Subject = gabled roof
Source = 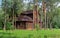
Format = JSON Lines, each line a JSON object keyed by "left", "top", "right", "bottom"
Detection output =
{"left": 18, "top": 15, "right": 33, "bottom": 21}
{"left": 21, "top": 10, "right": 40, "bottom": 15}
{"left": 21, "top": 10, "right": 33, "bottom": 15}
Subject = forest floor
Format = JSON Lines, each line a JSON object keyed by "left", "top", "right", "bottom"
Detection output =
{"left": 0, "top": 29, "right": 60, "bottom": 38}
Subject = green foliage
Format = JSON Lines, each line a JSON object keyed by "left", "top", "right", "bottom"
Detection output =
{"left": 35, "top": 24, "right": 40, "bottom": 30}
{"left": 6, "top": 22, "right": 13, "bottom": 30}
{"left": 1, "top": 0, "right": 23, "bottom": 30}
{"left": 0, "top": 8, "right": 5, "bottom": 30}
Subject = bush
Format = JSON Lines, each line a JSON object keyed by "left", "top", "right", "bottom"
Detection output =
{"left": 6, "top": 22, "right": 13, "bottom": 30}
{"left": 35, "top": 24, "right": 40, "bottom": 30}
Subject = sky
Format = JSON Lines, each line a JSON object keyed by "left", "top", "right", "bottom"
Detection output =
{"left": 0, "top": 0, "right": 2, "bottom": 6}
{"left": 57, "top": 4, "right": 60, "bottom": 7}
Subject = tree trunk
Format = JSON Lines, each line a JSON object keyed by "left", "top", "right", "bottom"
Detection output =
{"left": 15, "top": 15, "right": 16, "bottom": 29}
{"left": 42, "top": 0, "right": 46, "bottom": 29}
{"left": 33, "top": 0, "right": 39, "bottom": 29}
{"left": 12, "top": 9, "right": 14, "bottom": 29}
{"left": 46, "top": 16, "right": 48, "bottom": 29}
{"left": 3, "top": 0, "right": 6, "bottom": 30}
{"left": 4, "top": 13, "right": 6, "bottom": 30}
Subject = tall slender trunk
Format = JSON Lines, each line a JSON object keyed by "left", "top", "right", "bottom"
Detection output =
{"left": 4, "top": 10, "right": 6, "bottom": 30}
{"left": 40, "top": 13, "right": 42, "bottom": 29}
{"left": 42, "top": 0, "right": 46, "bottom": 29}
{"left": 46, "top": 16, "right": 48, "bottom": 29}
{"left": 15, "top": 15, "right": 16, "bottom": 29}
{"left": 3, "top": 0, "right": 6, "bottom": 30}
{"left": 50, "top": 20, "right": 52, "bottom": 29}
{"left": 12, "top": 8, "right": 14, "bottom": 29}
{"left": 50, "top": 9, "right": 53, "bottom": 29}
{"left": 33, "top": 0, "right": 39, "bottom": 29}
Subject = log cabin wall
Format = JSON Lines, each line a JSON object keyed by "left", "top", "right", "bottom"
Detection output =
{"left": 16, "top": 21, "right": 26, "bottom": 29}
{"left": 26, "top": 21, "right": 33, "bottom": 30}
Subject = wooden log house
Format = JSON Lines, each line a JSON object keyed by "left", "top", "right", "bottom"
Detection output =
{"left": 15, "top": 10, "right": 42, "bottom": 30}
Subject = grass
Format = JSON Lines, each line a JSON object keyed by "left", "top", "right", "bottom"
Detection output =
{"left": 0, "top": 29, "right": 60, "bottom": 38}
